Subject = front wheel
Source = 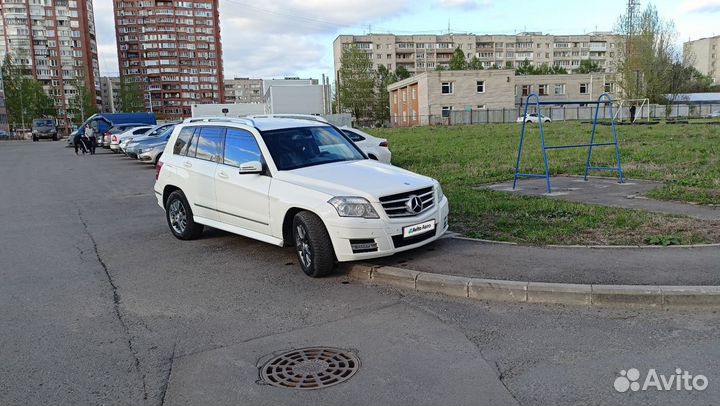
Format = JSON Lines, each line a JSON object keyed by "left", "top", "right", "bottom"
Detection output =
{"left": 526, "top": 120, "right": 532, "bottom": 124}
{"left": 165, "top": 190, "right": 204, "bottom": 240}
{"left": 292, "top": 212, "right": 335, "bottom": 277}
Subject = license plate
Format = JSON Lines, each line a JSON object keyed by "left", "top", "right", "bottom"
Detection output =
{"left": 403, "top": 220, "right": 435, "bottom": 238}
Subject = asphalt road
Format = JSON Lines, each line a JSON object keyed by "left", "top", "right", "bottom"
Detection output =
{"left": 1, "top": 140, "right": 719, "bottom": 406}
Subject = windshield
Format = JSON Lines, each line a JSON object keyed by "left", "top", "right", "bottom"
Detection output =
{"left": 260, "top": 125, "right": 365, "bottom": 170}
{"left": 33, "top": 119, "right": 54, "bottom": 127}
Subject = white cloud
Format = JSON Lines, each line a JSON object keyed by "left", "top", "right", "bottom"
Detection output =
{"left": 95, "top": 0, "right": 413, "bottom": 78}
{"left": 435, "top": 0, "right": 490, "bottom": 10}
{"left": 680, "top": 0, "right": 720, "bottom": 13}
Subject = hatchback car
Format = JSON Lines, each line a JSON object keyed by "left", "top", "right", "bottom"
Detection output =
{"left": 517, "top": 113, "right": 551, "bottom": 123}
{"left": 154, "top": 117, "right": 448, "bottom": 277}
{"left": 340, "top": 126, "right": 391, "bottom": 164}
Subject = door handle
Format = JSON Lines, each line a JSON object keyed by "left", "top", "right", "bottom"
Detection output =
{"left": 217, "top": 171, "right": 229, "bottom": 179}
{"left": 183, "top": 161, "right": 192, "bottom": 168}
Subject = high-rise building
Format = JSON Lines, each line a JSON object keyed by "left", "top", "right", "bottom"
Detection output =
{"left": 0, "top": 0, "right": 101, "bottom": 132}
{"left": 113, "top": 0, "right": 224, "bottom": 120}
{"left": 684, "top": 36, "right": 720, "bottom": 84}
{"left": 99, "top": 76, "right": 121, "bottom": 113}
{"left": 334, "top": 32, "right": 622, "bottom": 84}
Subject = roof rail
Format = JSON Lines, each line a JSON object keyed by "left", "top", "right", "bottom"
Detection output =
{"left": 245, "top": 114, "right": 328, "bottom": 123}
{"left": 183, "top": 116, "right": 256, "bottom": 126}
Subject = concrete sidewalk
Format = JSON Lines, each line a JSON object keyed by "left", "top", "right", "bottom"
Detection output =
{"left": 371, "top": 237, "right": 720, "bottom": 286}
{"left": 479, "top": 176, "right": 720, "bottom": 220}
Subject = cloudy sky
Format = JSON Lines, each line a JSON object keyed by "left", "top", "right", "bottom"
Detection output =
{"left": 94, "top": 0, "right": 720, "bottom": 81}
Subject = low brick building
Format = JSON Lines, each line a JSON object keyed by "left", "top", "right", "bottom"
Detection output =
{"left": 388, "top": 70, "right": 616, "bottom": 126}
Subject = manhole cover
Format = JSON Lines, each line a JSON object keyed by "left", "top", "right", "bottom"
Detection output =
{"left": 260, "top": 347, "right": 360, "bottom": 390}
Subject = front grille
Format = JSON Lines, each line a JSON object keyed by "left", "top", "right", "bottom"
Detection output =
{"left": 379, "top": 187, "right": 434, "bottom": 218}
{"left": 392, "top": 228, "right": 437, "bottom": 248}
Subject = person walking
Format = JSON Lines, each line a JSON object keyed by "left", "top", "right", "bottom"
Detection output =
{"left": 74, "top": 127, "right": 88, "bottom": 155}
{"left": 86, "top": 124, "right": 97, "bottom": 155}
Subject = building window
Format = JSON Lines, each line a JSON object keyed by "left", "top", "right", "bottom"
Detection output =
{"left": 505, "top": 61, "right": 513, "bottom": 68}
{"left": 521, "top": 85, "right": 531, "bottom": 96}
{"left": 476, "top": 80, "right": 485, "bottom": 93}
{"left": 477, "top": 105, "right": 486, "bottom": 109}
{"left": 412, "top": 88, "right": 416, "bottom": 99}
{"left": 580, "top": 83, "right": 589, "bottom": 94}
{"left": 604, "top": 82, "right": 614, "bottom": 93}
{"left": 554, "top": 84, "right": 565, "bottom": 95}
{"left": 538, "top": 84, "right": 548, "bottom": 96}
{"left": 441, "top": 106, "right": 452, "bottom": 117}
{"left": 441, "top": 82, "right": 453, "bottom": 94}
{"left": 393, "top": 93, "right": 397, "bottom": 104}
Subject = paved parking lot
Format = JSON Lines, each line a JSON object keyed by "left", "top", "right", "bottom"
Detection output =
{"left": 1, "top": 141, "right": 719, "bottom": 406}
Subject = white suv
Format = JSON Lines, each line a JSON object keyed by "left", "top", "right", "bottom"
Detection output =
{"left": 153, "top": 117, "right": 449, "bottom": 277}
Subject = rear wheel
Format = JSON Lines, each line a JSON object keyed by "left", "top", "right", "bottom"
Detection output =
{"left": 52, "top": 134, "right": 58, "bottom": 141}
{"left": 32, "top": 136, "right": 38, "bottom": 142}
{"left": 544, "top": 119, "right": 550, "bottom": 123}
{"left": 292, "top": 211, "right": 335, "bottom": 277}
{"left": 165, "top": 190, "right": 204, "bottom": 240}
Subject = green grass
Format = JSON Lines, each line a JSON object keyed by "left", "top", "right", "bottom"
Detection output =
{"left": 368, "top": 122, "right": 720, "bottom": 245}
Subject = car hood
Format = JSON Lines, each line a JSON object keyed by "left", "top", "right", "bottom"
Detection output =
{"left": 274, "top": 159, "right": 435, "bottom": 201}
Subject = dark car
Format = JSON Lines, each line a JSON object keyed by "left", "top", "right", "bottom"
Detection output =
{"left": 32, "top": 118, "right": 58, "bottom": 141}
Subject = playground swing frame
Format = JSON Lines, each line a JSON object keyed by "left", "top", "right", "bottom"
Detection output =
{"left": 512, "top": 93, "right": 624, "bottom": 194}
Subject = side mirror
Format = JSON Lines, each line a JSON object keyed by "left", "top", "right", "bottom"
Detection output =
{"left": 238, "top": 160, "right": 263, "bottom": 174}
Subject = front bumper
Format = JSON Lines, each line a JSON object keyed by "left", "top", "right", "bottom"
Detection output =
{"left": 138, "top": 148, "right": 161, "bottom": 163}
{"left": 325, "top": 196, "right": 450, "bottom": 262}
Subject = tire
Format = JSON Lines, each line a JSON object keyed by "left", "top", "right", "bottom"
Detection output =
{"left": 544, "top": 119, "right": 550, "bottom": 123}
{"left": 292, "top": 211, "right": 335, "bottom": 277}
{"left": 52, "top": 134, "right": 58, "bottom": 141}
{"left": 165, "top": 190, "right": 204, "bottom": 240}
{"left": 32, "top": 136, "right": 38, "bottom": 142}
{"left": 526, "top": 120, "right": 532, "bottom": 124}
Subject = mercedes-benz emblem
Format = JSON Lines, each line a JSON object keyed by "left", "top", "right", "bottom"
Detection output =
{"left": 406, "top": 195, "right": 423, "bottom": 214}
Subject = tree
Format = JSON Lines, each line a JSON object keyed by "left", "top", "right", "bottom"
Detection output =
{"left": 374, "top": 64, "right": 394, "bottom": 125}
{"left": 69, "top": 73, "right": 98, "bottom": 124}
{"left": 395, "top": 65, "right": 411, "bottom": 81}
{"left": 615, "top": 4, "right": 678, "bottom": 102}
{"left": 449, "top": 47, "right": 468, "bottom": 70}
{"left": 338, "top": 46, "right": 375, "bottom": 125}
{"left": 515, "top": 58, "right": 536, "bottom": 75}
{"left": 1, "top": 53, "right": 56, "bottom": 129}
{"left": 118, "top": 79, "right": 145, "bottom": 112}
{"left": 467, "top": 56, "right": 484, "bottom": 70}
{"left": 575, "top": 59, "right": 602, "bottom": 74}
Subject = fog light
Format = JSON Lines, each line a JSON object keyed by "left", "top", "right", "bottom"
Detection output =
{"left": 350, "top": 239, "right": 378, "bottom": 253}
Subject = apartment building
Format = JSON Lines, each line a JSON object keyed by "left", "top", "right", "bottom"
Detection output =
{"left": 99, "top": 76, "right": 121, "bottom": 113}
{"left": 334, "top": 32, "right": 621, "bottom": 83}
{"left": 224, "top": 77, "right": 263, "bottom": 103}
{"left": 388, "top": 70, "right": 616, "bottom": 127}
{"left": 114, "top": 0, "right": 224, "bottom": 119}
{"left": 0, "top": 0, "right": 101, "bottom": 132}
{"left": 684, "top": 36, "right": 720, "bottom": 84}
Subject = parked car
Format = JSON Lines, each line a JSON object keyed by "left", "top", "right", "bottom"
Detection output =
{"left": 100, "top": 123, "right": 152, "bottom": 148}
{"left": 706, "top": 110, "right": 720, "bottom": 118}
{"left": 339, "top": 126, "right": 391, "bottom": 164}
{"left": 154, "top": 116, "right": 449, "bottom": 277}
{"left": 32, "top": 118, "right": 58, "bottom": 141}
{"left": 517, "top": 113, "right": 551, "bottom": 123}
{"left": 0, "top": 129, "right": 10, "bottom": 140}
{"left": 136, "top": 126, "right": 176, "bottom": 165}
{"left": 121, "top": 122, "right": 178, "bottom": 154}
{"left": 110, "top": 126, "right": 153, "bottom": 152}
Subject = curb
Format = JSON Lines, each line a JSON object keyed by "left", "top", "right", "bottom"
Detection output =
{"left": 346, "top": 264, "right": 720, "bottom": 309}
{"left": 448, "top": 235, "right": 720, "bottom": 249}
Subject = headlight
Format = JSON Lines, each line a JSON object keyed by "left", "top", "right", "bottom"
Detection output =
{"left": 328, "top": 197, "right": 379, "bottom": 219}
{"left": 436, "top": 182, "right": 444, "bottom": 201}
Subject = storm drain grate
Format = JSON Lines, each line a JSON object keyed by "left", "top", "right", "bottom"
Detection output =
{"left": 260, "top": 347, "right": 360, "bottom": 390}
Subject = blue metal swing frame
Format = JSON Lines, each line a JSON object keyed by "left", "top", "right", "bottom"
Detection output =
{"left": 512, "top": 93, "right": 624, "bottom": 194}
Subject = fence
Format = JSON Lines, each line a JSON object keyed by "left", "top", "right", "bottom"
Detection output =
{"left": 390, "top": 103, "right": 720, "bottom": 127}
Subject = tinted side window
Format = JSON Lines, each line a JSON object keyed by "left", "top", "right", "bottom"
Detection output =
{"left": 194, "top": 126, "right": 224, "bottom": 162}
{"left": 223, "top": 128, "right": 261, "bottom": 167}
{"left": 173, "top": 127, "right": 195, "bottom": 155}
{"left": 343, "top": 129, "right": 365, "bottom": 142}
